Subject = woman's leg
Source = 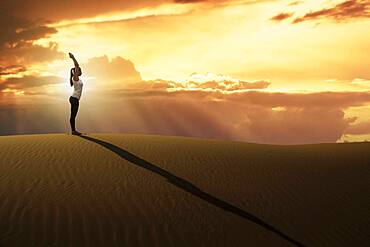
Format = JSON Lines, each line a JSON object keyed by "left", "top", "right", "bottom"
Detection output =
{"left": 69, "top": 97, "right": 79, "bottom": 132}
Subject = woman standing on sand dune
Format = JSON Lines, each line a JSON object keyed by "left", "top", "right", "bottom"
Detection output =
{"left": 68, "top": 52, "right": 83, "bottom": 136}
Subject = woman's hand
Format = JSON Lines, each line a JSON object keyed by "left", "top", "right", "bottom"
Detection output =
{"left": 69, "top": 52, "right": 79, "bottom": 67}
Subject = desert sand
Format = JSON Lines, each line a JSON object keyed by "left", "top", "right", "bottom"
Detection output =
{"left": 0, "top": 134, "right": 369, "bottom": 246}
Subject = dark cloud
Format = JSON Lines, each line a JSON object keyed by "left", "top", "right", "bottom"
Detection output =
{"left": 0, "top": 12, "right": 63, "bottom": 67}
{"left": 0, "top": 12, "right": 56, "bottom": 48}
{"left": 1, "top": 42, "right": 63, "bottom": 66}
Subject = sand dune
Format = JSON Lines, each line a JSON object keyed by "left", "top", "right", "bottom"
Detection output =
{"left": 0, "top": 134, "right": 369, "bottom": 246}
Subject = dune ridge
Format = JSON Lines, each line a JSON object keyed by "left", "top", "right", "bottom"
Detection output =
{"left": 0, "top": 134, "right": 369, "bottom": 246}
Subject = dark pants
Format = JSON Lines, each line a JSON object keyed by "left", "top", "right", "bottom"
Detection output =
{"left": 69, "top": 96, "right": 79, "bottom": 131}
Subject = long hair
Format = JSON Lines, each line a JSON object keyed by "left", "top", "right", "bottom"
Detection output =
{"left": 70, "top": 67, "right": 82, "bottom": 87}
{"left": 70, "top": 68, "right": 74, "bottom": 87}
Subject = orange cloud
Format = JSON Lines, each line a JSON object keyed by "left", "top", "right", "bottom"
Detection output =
{"left": 270, "top": 12, "right": 293, "bottom": 22}
{"left": 3, "top": 0, "right": 255, "bottom": 23}
{"left": 118, "top": 81, "right": 370, "bottom": 108}
{"left": 91, "top": 88, "right": 370, "bottom": 144}
{"left": 2, "top": 75, "right": 370, "bottom": 143}
{"left": 2, "top": 54, "right": 369, "bottom": 144}
{"left": 272, "top": 0, "right": 370, "bottom": 24}
{"left": 83, "top": 56, "right": 142, "bottom": 85}
{"left": 294, "top": 0, "right": 370, "bottom": 23}
{"left": 0, "top": 13, "right": 62, "bottom": 67}
{"left": 0, "top": 75, "right": 65, "bottom": 91}
{"left": 3, "top": 87, "right": 368, "bottom": 143}
{"left": 2, "top": 1, "right": 168, "bottom": 22}
{"left": 78, "top": 78, "right": 370, "bottom": 144}
{"left": 236, "top": 106, "right": 355, "bottom": 144}
{"left": 0, "top": 65, "right": 26, "bottom": 76}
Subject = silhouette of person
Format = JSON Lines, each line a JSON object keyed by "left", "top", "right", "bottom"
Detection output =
{"left": 68, "top": 52, "right": 83, "bottom": 135}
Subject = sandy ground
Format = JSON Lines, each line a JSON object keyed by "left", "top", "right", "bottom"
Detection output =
{"left": 0, "top": 133, "right": 369, "bottom": 246}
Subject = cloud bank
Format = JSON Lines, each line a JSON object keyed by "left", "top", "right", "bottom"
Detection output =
{"left": 2, "top": 55, "right": 370, "bottom": 144}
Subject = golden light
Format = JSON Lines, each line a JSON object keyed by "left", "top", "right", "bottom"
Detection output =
{"left": 2, "top": 88, "right": 25, "bottom": 96}
{"left": 2, "top": 0, "right": 370, "bottom": 142}
{"left": 50, "top": 3, "right": 195, "bottom": 28}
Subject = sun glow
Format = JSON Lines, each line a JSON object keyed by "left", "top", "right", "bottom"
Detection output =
{"left": 2, "top": 88, "right": 25, "bottom": 96}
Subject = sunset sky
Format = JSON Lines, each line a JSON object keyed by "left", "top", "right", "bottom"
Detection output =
{"left": 1, "top": 0, "right": 370, "bottom": 144}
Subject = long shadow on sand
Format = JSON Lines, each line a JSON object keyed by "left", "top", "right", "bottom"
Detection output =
{"left": 80, "top": 135, "right": 305, "bottom": 247}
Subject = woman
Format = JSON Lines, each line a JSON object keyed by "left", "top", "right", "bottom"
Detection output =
{"left": 68, "top": 52, "right": 83, "bottom": 135}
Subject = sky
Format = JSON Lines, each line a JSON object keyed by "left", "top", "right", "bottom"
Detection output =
{"left": 1, "top": 0, "right": 370, "bottom": 144}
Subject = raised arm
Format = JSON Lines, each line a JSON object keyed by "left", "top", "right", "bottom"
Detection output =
{"left": 69, "top": 52, "right": 80, "bottom": 81}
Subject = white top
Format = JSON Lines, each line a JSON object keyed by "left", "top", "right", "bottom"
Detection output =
{"left": 71, "top": 77, "right": 83, "bottom": 100}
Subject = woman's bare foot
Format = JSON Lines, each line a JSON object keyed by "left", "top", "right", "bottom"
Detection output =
{"left": 72, "top": 130, "right": 82, "bottom": 136}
